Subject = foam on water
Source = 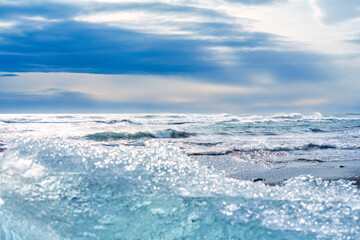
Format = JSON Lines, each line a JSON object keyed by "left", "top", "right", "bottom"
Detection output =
{"left": 0, "top": 138, "right": 359, "bottom": 239}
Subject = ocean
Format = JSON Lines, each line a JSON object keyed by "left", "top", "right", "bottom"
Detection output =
{"left": 0, "top": 113, "right": 359, "bottom": 239}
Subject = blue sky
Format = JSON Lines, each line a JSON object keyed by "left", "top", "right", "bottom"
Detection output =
{"left": 0, "top": 0, "right": 359, "bottom": 113}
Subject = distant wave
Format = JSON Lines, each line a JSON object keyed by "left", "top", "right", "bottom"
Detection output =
{"left": 345, "top": 113, "right": 360, "bottom": 115}
{"left": 238, "top": 143, "right": 338, "bottom": 152}
{"left": 217, "top": 118, "right": 241, "bottom": 124}
{"left": 167, "top": 115, "right": 186, "bottom": 118}
{"left": 262, "top": 132, "right": 277, "bottom": 136}
{"left": 56, "top": 115, "right": 75, "bottom": 119}
{"left": 188, "top": 143, "right": 340, "bottom": 156}
{"left": 94, "top": 119, "right": 142, "bottom": 125}
{"left": 86, "top": 129, "right": 195, "bottom": 141}
{"left": 267, "top": 143, "right": 337, "bottom": 151}
{"left": 272, "top": 113, "right": 304, "bottom": 119}
{"left": 1, "top": 119, "right": 40, "bottom": 124}
{"left": 309, "top": 128, "right": 326, "bottom": 133}
{"left": 188, "top": 150, "right": 232, "bottom": 156}
{"left": 214, "top": 112, "right": 332, "bottom": 125}
{"left": 137, "top": 114, "right": 158, "bottom": 118}
{"left": 167, "top": 122, "right": 191, "bottom": 125}
{"left": 190, "top": 142, "right": 223, "bottom": 146}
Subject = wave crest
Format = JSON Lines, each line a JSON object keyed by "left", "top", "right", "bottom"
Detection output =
{"left": 94, "top": 119, "right": 142, "bottom": 125}
{"left": 86, "top": 129, "right": 195, "bottom": 141}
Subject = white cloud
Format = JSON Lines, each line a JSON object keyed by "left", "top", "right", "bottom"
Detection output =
{"left": 75, "top": 11, "right": 196, "bottom": 36}
{"left": 289, "top": 98, "right": 328, "bottom": 107}
{"left": 21, "top": 16, "right": 61, "bottom": 22}
{"left": 310, "top": 0, "right": 360, "bottom": 24}
{"left": 0, "top": 21, "right": 16, "bottom": 29}
{"left": 69, "top": 0, "right": 360, "bottom": 55}
{"left": 0, "top": 21, "right": 18, "bottom": 34}
{"left": 220, "top": 0, "right": 360, "bottom": 54}
{"left": 249, "top": 73, "right": 277, "bottom": 85}
{"left": 74, "top": 6, "right": 235, "bottom": 37}
{"left": 0, "top": 72, "right": 263, "bottom": 103}
{"left": 3, "top": 71, "right": 360, "bottom": 112}
{"left": 205, "top": 46, "right": 240, "bottom": 66}
{"left": 0, "top": 0, "right": 22, "bottom": 4}
{"left": 3, "top": 0, "right": 360, "bottom": 56}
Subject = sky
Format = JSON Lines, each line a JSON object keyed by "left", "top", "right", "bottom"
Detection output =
{"left": 0, "top": 0, "right": 359, "bottom": 113}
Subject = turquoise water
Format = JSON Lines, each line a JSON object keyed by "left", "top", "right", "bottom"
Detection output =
{"left": 0, "top": 113, "right": 359, "bottom": 239}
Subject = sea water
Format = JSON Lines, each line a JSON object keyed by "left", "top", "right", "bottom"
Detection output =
{"left": 0, "top": 113, "right": 359, "bottom": 239}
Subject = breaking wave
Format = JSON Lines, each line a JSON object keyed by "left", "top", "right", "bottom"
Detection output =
{"left": 86, "top": 129, "right": 195, "bottom": 141}
{"left": 94, "top": 119, "right": 142, "bottom": 125}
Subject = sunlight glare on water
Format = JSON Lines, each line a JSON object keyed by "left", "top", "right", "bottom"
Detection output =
{"left": 0, "top": 113, "right": 359, "bottom": 239}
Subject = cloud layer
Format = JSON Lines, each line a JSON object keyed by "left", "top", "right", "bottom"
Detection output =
{"left": 0, "top": 0, "right": 360, "bottom": 112}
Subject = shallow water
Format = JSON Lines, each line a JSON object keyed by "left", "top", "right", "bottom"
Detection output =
{"left": 0, "top": 113, "right": 359, "bottom": 239}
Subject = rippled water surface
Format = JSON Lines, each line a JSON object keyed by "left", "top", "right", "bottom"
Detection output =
{"left": 0, "top": 113, "right": 359, "bottom": 239}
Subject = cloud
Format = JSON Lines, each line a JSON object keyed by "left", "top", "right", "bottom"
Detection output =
{"left": 0, "top": 14, "right": 333, "bottom": 84}
{"left": 310, "top": 0, "right": 360, "bottom": 24}
{"left": 1, "top": 71, "right": 360, "bottom": 113}
{"left": 0, "top": 0, "right": 359, "bottom": 113}
{"left": 0, "top": 73, "right": 18, "bottom": 77}
{"left": 287, "top": 98, "right": 328, "bottom": 107}
{"left": 0, "top": 90, "right": 97, "bottom": 113}
{"left": 0, "top": 20, "right": 219, "bottom": 74}
{"left": 218, "top": 0, "right": 360, "bottom": 54}
{"left": 0, "top": 72, "right": 263, "bottom": 104}
{"left": 0, "top": 20, "right": 16, "bottom": 28}
{"left": 0, "top": 89, "right": 247, "bottom": 113}
{"left": 74, "top": 4, "right": 234, "bottom": 37}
